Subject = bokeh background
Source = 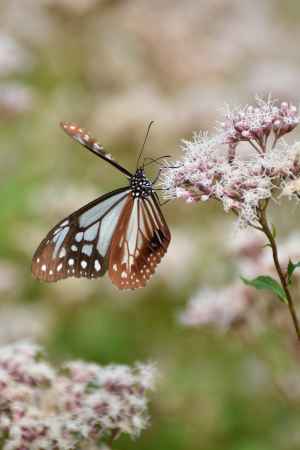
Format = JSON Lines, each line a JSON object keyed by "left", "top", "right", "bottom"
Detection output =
{"left": 2, "top": 1, "right": 300, "bottom": 449}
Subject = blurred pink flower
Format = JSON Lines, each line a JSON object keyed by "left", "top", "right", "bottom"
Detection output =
{"left": 226, "top": 228, "right": 265, "bottom": 261}
{"left": 228, "top": 229, "right": 300, "bottom": 279}
{"left": 179, "top": 284, "right": 252, "bottom": 330}
{"left": 0, "top": 34, "right": 32, "bottom": 76}
{"left": 0, "top": 341, "right": 157, "bottom": 450}
{"left": 0, "top": 305, "right": 52, "bottom": 344}
{"left": 0, "top": 262, "right": 19, "bottom": 294}
{"left": 0, "top": 83, "right": 35, "bottom": 117}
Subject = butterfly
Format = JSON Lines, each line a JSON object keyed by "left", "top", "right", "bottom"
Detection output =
{"left": 31, "top": 122, "right": 171, "bottom": 290}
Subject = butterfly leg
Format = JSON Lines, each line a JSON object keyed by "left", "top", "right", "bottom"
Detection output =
{"left": 143, "top": 155, "right": 171, "bottom": 168}
{"left": 158, "top": 198, "right": 171, "bottom": 206}
{"left": 152, "top": 168, "right": 162, "bottom": 185}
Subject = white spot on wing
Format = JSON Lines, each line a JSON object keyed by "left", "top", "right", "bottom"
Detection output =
{"left": 81, "top": 260, "right": 87, "bottom": 269}
{"left": 41, "top": 264, "right": 46, "bottom": 272}
{"left": 95, "top": 260, "right": 101, "bottom": 271}
{"left": 59, "top": 247, "right": 66, "bottom": 258}
{"left": 75, "top": 232, "right": 83, "bottom": 242}
{"left": 68, "top": 258, "right": 74, "bottom": 266}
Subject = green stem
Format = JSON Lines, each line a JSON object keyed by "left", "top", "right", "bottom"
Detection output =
{"left": 258, "top": 208, "right": 300, "bottom": 341}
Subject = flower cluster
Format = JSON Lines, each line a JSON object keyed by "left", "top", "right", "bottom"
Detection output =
{"left": 0, "top": 304, "right": 52, "bottom": 344}
{"left": 179, "top": 284, "right": 252, "bottom": 330}
{"left": 220, "top": 97, "right": 299, "bottom": 147}
{"left": 180, "top": 229, "right": 300, "bottom": 333}
{"left": 228, "top": 229, "right": 300, "bottom": 280}
{"left": 162, "top": 97, "right": 300, "bottom": 227}
{"left": 0, "top": 341, "right": 157, "bottom": 450}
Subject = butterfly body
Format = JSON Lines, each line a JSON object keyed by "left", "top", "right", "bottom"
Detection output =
{"left": 130, "top": 168, "right": 153, "bottom": 199}
{"left": 32, "top": 122, "right": 171, "bottom": 290}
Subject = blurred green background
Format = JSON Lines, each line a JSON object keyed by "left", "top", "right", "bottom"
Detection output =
{"left": 1, "top": 1, "right": 300, "bottom": 449}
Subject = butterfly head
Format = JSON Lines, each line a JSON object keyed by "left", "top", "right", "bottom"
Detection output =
{"left": 130, "top": 168, "right": 153, "bottom": 199}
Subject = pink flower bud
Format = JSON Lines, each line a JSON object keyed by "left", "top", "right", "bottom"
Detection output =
{"left": 273, "top": 119, "right": 281, "bottom": 129}
{"left": 241, "top": 130, "right": 250, "bottom": 138}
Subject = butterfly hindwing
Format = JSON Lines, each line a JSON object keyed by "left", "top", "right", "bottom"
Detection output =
{"left": 108, "top": 193, "right": 171, "bottom": 289}
{"left": 32, "top": 188, "right": 130, "bottom": 282}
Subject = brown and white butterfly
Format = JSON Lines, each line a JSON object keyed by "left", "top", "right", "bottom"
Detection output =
{"left": 31, "top": 122, "right": 171, "bottom": 290}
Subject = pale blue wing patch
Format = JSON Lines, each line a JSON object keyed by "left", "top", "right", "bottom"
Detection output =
{"left": 32, "top": 188, "right": 131, "bottom": 282}
{"left": 79, "top": 191, "right": 127, "bottom": 227}
{"left": 84, "top": 222, "right": 99, "bottom": 241}
{"left": 97, "top": 196, "right": 128, "bottom": 255}
{"left": 53, "top": 226, "right": 69, "bottom": 257}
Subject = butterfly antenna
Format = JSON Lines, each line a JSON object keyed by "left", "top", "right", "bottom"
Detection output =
{"left": 136, "top": 121, "right": 154, "bottom": 169}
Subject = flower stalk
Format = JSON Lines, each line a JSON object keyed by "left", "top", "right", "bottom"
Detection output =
{"left": 257, "top": 205, "right": 300, "bottom": 341}
{"left": 163, "top": 96, "right": 300, "bottom": 338}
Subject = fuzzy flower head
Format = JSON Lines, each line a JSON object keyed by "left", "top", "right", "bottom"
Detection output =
{"left": 230, "top": 229, "right": 300, "bottom": 280}
{"left": 179, "top": 284, "right": 253, "bottom": 330}
{"left": 219, "top": 96, "right": 299, "bottom": 146}
{"left": 0, "top": 341, "right": 157, "bottom": 450}
{"left": 180, "top": 228, "right": 300, "bottom": 334}
{"left": 162, "top": 96, "right": 300, "bottom": 227}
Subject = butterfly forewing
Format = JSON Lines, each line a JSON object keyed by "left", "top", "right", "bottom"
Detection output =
{"left": 32, "top": 188, "right": 130, "bottom": 282}
{"left": 60, "top": 122, "right": 132, "bottom": 177}
{"left": 108, "top": 193, "right": 171, "bottom": 289}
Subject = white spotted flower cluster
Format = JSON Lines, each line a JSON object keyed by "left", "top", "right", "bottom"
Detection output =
{"left": 162, "top": 97, "right": 300, "bottom": 227}
{"left": 0, "top": 341, "right": 157, "bottom": 450}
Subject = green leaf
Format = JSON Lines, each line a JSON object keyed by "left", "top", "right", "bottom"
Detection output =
{"left": 241, "top": 275, "right": 288, "bottom": 303}
{"left": 287, "top": 259, "right": 300, "bottom": 285}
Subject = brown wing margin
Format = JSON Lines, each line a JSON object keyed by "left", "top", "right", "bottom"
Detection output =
{"left": 108, "top": 194, "right": 171, "bottom": 290}
{"left": 31, "top": 188, "right": 130, "bottom": 282}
